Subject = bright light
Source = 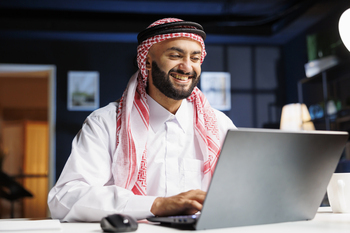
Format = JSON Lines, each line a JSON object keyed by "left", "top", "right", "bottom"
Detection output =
{"left": 339, "top": 8, "right": 350, "bottom": 52}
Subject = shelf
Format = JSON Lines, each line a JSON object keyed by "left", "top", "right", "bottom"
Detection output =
{"left": 337, "top": 115, "right": 350, "bottom": 124}
{"left": 298, "top": 59, "right": 350, "bottom": 131}
{"left": 299, "top": 60, "right": 350, "bottom": 85}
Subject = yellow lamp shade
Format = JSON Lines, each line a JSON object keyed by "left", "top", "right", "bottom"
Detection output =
{"left": 280, "top": 103, "right": 315, "bottom": 131}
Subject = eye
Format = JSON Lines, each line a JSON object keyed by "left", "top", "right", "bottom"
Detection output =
{"left": 191, "top": 56, "right": 200, "bottom": 62}
{"left": 169, "top": 54, "right": 182, "bottom": 59}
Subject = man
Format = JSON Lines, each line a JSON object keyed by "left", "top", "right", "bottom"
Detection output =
{"left": 48, "top": 18, "right": 236, "bottom": 222}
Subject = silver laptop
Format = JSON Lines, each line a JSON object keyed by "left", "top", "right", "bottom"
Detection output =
{"left": 147, "top": 128, "right": 349, "bottom": 230}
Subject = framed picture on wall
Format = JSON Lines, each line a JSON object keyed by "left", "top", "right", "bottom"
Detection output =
{"left": 67, "top": 71, "right": 99, "bottom": 111}
{"left": 200, "top": 72, "right": 231, "bottom": 111}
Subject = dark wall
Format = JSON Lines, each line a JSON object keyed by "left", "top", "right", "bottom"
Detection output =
{"left": 281, "top": 34, "right": 308, "bottom": 104}
{"left": 53, "top": 41, "right": 138, "bottom": 178}
{"left": 202, "top": 45, "right": 285, "bottom": 128}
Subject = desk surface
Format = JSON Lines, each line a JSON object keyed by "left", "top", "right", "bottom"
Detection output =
{"left": 1, "top": 208, "right": 350, "bottom": 233}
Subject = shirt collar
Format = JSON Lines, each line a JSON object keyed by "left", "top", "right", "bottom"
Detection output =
{"left": 147, "top": 94, "right": 191, "bottom": 133}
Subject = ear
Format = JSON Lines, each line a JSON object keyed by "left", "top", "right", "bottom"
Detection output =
{"left": 146, "top": 55, "right": 152, "bottom": 70}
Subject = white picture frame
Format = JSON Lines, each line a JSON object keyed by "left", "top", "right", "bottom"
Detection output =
{"left": 200, "top": 72, "right": 231, "bottom": 111}
{"left": 67, "top": 71, "right": 99, "bottom": 111}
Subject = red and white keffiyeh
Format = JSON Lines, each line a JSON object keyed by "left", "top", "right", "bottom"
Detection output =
{"left": 113, "top": 18, "right": 221, "bottom": 196}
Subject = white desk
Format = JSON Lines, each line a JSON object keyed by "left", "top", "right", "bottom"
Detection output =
{"left": 1, "top": 208, "right": 350, "bottom": 233}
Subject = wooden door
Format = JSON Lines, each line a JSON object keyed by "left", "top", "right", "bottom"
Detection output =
{"left": 23, "top": 121, "right": 49, "bottom": 218}
{"left": 1, "top": 121, "right": 48, "bottom": 218}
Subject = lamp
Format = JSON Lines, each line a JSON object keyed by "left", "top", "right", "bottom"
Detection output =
{"left": 339, "top": 8, "right": 350, "bottom": 52}
{"left": 280, "top": 103, "right": 315, "bottom": 131}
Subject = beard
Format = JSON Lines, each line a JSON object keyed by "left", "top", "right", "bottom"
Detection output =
{"left": 150, "top": 61, "right": 200, "bottom": 100}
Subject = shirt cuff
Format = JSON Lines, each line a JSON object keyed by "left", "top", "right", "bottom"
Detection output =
{"left": 123, "top": 195, "right": 158, "bottom": 220}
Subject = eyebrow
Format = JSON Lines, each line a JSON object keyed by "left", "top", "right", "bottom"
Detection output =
{"left": 166, "top": 47, "right": 201, "bottom": 55}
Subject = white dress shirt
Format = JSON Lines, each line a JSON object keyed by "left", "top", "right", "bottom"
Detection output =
{"left": 147, "top": 95, "right": 203, "bottom": 197}
{"left": 48, "top": 98, "right": 236, "bottom": 222}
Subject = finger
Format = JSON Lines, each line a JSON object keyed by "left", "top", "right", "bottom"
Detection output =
{"left": 184, "top": 199, "right": 203, "bottom": 211}
{"left": 185, "top": 190, "right": 206, "bottom": 203}
{"left": 184, "top": 189, "right": 206, "bottom": 198}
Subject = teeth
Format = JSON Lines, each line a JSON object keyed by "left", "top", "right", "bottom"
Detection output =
{"left": 172, "top": 74, "right": 188, "bottom": 81}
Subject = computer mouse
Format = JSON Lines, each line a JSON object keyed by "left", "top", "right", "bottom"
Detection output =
{"left": 100, "top": 213, "right": 138, "bottom": 232}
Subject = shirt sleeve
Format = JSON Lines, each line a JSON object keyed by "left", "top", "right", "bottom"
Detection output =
{"left": 47, "top": 103, "right": 156, "bottom": 222}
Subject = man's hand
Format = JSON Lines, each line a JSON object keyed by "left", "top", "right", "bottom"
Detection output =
{"left": 150, "top": 189, "right": 206, "bottom": 217}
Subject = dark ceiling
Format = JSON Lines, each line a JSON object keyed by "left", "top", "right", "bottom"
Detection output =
{"left": 1, "top": 0, "right": 350, "bottom": 44}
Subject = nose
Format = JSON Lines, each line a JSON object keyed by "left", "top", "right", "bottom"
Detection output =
{"left": 178, "top": 57, "right": 192, "bottom": 74}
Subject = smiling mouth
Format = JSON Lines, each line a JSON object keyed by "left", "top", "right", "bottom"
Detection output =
{"left": 170, "top": 73, "right": 193, "bottom": 81}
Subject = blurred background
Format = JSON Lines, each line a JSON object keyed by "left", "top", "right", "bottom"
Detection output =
{"left": 0, "top": 0, "right": 350, "bottom": 219}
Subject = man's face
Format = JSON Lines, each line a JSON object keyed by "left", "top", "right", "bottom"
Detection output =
{"left": 146, "top": 38, "right": 202, "bottom": 100}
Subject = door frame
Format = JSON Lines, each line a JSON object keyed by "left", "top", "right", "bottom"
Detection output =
{"left": 0, "top": 64, "right": 56, "bottom": 189}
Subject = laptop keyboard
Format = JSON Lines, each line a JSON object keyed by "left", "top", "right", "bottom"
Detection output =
{"left": 168, "top": 214, "right": 200, "bottom": 223}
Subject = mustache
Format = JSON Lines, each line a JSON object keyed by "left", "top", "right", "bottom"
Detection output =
{"left": 168, "top": 68, "right": 197, "bottom": 77}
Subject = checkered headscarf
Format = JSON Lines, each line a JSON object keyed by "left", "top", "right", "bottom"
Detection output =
{"left": 136, "top": 18, "right": 207, "bottom": 85}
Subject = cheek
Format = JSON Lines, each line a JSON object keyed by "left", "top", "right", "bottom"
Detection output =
{"left": 194, "top": 65, "right": 201, "bottom": 76}
{"left": 157, "top": 58, "right": 175, "bottom": 73}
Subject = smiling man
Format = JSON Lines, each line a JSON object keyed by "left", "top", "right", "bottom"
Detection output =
{"left": 48, "top": 18, "right": 236, "bottom": 222}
